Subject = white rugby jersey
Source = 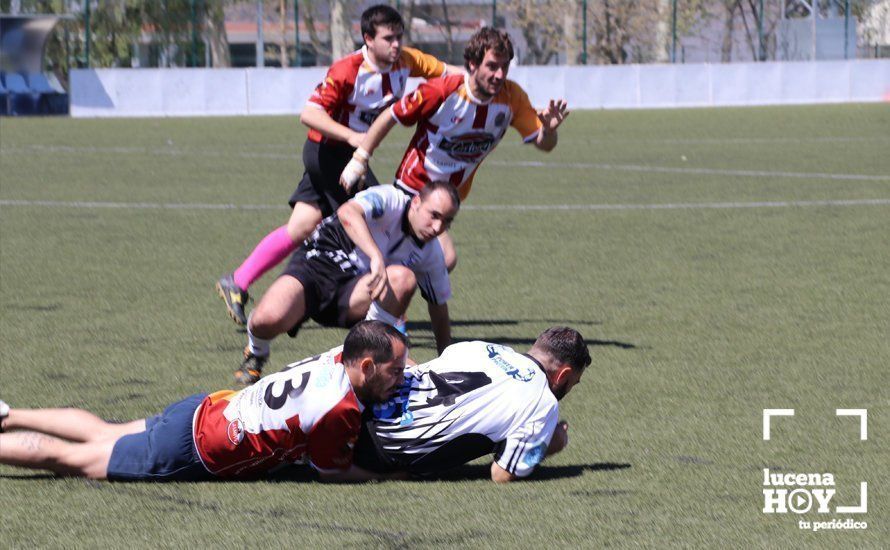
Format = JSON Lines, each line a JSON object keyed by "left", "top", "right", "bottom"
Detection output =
{"left": 362, "top": 341, "right": 559, "bottom": 477}
{"left": 305, "top": 185, "right": 451, "bottom": 304}
{"left": 193, "top": 346, "right": 362, "bottom": 477}
{"left": 305, "top": 46, "right": 445, "bottom": 146}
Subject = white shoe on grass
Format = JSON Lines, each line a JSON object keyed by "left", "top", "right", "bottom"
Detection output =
{"left": 0, "top": 399, "right": 9, "bottom": 432}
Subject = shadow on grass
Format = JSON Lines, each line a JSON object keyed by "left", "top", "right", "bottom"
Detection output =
{"left": 2, "top": 462, "right": 630, "bottom": 485}
{"left": 0, "top": 473, "right": 58, "bottom": 480}
{"left": 249, "top": 317, "right": 640, "bottom": 351}
{"left": 416, "top": 461, "right": 632, "bottom": 482}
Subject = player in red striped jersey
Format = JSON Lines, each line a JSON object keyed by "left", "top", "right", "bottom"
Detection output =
{"left": 340, "top": 27, "right": 570, "bottom": 270}
{"left": 0, "top": 321, "right": 407, "bottom": 482}
{"left": 216, "top": 5, "right": 463, "bottom": 326}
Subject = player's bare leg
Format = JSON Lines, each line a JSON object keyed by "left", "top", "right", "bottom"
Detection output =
{"left": 437, "top": 231, "right": 457, "bottom": 273}
{"left": 249, "top": 276, "right": 310, "bottom": 339}
{"left": 1, "top": 407, "right": 145, "bottom": 442}
{"left": 0, "top": 431, "right": 117, "bottom": 479}
{"left": 286, "top": 201, "right": 324, "bottom": 242}
{"left": 351, "top": 266, "right": 417, "bottom": 325}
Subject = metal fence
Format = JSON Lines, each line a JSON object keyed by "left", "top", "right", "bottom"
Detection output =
{"left": 2, "top": 0, "right": 888, "bottom": 83}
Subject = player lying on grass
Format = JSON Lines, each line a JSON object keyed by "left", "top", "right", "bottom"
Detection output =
{"left": 236, "top": 180, "right": 459, "bottom": 384}
{"left": 216, "top": 4, "right": 464, "bottom": 326}
{"left": 0, "top": 321, "right": 407, "bottom": 482}
{"left": 353, "top": 326, "right": 589, "bottom": 483}
{"left": 340, "top": 27, "right": 570, "bottom": 272}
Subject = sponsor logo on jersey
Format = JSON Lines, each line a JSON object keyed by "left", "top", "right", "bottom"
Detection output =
{"left": 359, "top": 108, "right": 383, "bottom": 126}
{"left": 314, "top": 366, "right": 332, "bottom": 388}
{"left": 520, "top": 441, "right": 548, "bottom": 468}
{"left": 401, "top": 250, "right": 422, "bottom": 269}
{"left": 487, "top": 345, "right": 536, "bottom": 382}
{"left": 362, "top": 192, "right": 386, "bottom": 219}
{"left": 494, "top": 112, "right": 507, "bottom": 127}
{"left": 439, "top": 131, "right": 496, "bottom": 162}
{"left": 227, "top": 419, "right": 245, "bottom": 445}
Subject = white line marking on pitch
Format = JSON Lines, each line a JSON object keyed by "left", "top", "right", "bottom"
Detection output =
{"left": 3, "top": 144, "right": 888, "bottom": 182}
{"left": 487, "top": 160, "right": 890, "bottom": 182}
{"left": 2, "top": 198, "right": 888, "bottom": 212}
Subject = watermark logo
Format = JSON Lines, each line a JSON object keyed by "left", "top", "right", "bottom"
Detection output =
{"left": 761, "top": 408, "right": 868, "bottom": 531}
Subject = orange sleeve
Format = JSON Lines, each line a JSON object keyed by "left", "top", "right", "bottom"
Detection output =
{"left": 401, "top": 47, "right": 446, "bottom": 79}
{"left": 506, "top": 81, "right": 543, "bottom": 143}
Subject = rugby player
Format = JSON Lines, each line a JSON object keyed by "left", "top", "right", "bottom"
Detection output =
{"left": 237, "top": 181, "right": 459, "bottom": 385}
{"left": 340, "top": 27, "right": 570, "bottom": 269}
{"left": 216, "top": 5, "right": 463, "bottom": 326}
{"left": 0, "top": 321, "right": 407, "bottom": 482}
{"left": 353, "top": 326, "right": 590, "bottom": 483}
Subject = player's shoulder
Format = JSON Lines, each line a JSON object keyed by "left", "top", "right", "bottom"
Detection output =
{"left": 274, "top": 346, "right": 349, "bottom": 388}
{"left": 441, "top": 340, "right": 514, "bottom": 360}
{"left": 327, "top": 49, "right": 364, "bottom": 80}
{"left": 355, "top": 184, "right": 407, "bottom": 215}
{"left": 495, "top": 79, "right": 531, "bottom": 107}
{"left": 419, "top": 73, "right": 464, "bottom": 97}
{"left": 399, "top": 46, "right": 426, "bottom": 64}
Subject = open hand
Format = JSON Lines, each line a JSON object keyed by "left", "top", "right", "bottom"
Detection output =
{"left": 537, "top": 99, "right": 570, "bottom": 133}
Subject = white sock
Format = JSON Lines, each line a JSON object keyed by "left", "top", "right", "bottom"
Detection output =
{"left": 365, "top": 300, "right": 402, "bottom": 327}
{"left": 246, "top": 316, "right": 271, "bottom": 358}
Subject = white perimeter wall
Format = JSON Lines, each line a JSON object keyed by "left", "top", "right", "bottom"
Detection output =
{"left": 70, "top": 60, "right": 890, "bottom": 118}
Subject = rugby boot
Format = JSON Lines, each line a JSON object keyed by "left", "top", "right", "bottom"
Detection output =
{"left": 216, "top": 273, "right": 249, "bottom": 326}
{"left": 235, "top": 347, "right": 267, "bottom": 385}
{"left": 0, "top": 399, "right": 9, "bottom": 432}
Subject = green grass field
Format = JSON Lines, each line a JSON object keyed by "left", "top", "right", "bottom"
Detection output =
{"left": 1, "top": 104, "right": 888, "bottom": 548}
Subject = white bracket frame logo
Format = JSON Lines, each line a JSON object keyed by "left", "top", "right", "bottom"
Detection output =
{"left": 762, "top": 408, "right": 867, "bottom": 514}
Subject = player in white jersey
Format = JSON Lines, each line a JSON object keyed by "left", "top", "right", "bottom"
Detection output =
{"left": 354, "top": 327, "right": 591, "bottom": 483}
{"left": 237, "top": 181, "right": 460, "bottom": 384}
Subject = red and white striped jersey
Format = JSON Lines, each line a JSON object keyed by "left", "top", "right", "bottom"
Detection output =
{"left": 390, "top": 73, "right": 543, "bottom": 200}
{"left": 192, "top": 346, "right": 362, "bottom": 477}
{"left": 305, "top": 46, "right": 446, "bottom": 146}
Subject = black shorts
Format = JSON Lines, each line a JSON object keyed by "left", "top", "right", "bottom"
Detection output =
{"left": 353, "top": 415, "right": 399, "bottom": 473}
{"left": 281, "top": 248, "right": 362, "bottom": 335}
{"left": 289, "top": 139, "right": 381, "bottom": 218}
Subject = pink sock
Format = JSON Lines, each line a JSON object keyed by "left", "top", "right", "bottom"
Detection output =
{"left": 233, "top": 226, "right": 298, "bottom": 290}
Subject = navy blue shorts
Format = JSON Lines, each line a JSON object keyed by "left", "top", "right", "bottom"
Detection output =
{"left": 107, "top": 393, "right": 215, "bottom": 482}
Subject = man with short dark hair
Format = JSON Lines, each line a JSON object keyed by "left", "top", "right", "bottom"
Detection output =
{"left": 237, "top": 180, "right": 460, "bottom": 384}
{"left": 354, "top": 326, "right": 590, "bottom": 483}
{"left": 216, "top": 4, "right": 464, "bottom": 326}
{"left": 340, "top": 27, "right": 570, "bottom": 270}
{"left": 0, "top": 321, "right": 407, "bottom": 482}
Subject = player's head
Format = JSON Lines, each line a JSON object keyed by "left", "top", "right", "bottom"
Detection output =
{"left": 342, "top": 320, "right": 409, "bottom": 403}
{"left": 361, "top": 5, "right": 404, "bottom": 66}
{"left": 408, "top": 181, "right": 461, "bottom": 242}
{"left": 529, "top": 326, "right": 591, "bottom": 400}
{"left": 464, "top": 27, "right": 514, "bottom": 99}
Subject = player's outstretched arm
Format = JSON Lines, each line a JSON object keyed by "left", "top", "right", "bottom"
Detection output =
{"left": 337, "top": 201, "right": 388, "bottom": 299}
{"left": 534, "top": 99, "right": 570, "bottom": 152}
{"left": 427, "top": 302, "right": 452, "bottom": 355}
{"left": 339, "top": 111, "right": 399, "bottom": 191}
{"left": 300, "top": 106, "right": 365, "bottom": 148}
